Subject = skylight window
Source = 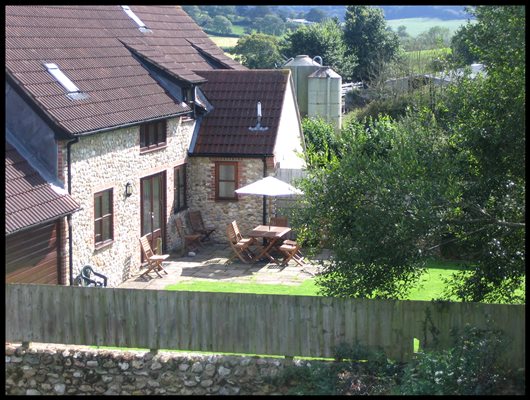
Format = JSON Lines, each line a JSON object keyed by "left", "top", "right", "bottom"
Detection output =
{"left": 44, "top": 63, "right": 88, "bottom": 100}
{"left": 121, "top": 5, "right": 151, "bottom": 33}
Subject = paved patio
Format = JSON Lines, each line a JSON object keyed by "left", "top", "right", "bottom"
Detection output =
{"left": 118, "top": 242, "right": 331, "bottom": 290}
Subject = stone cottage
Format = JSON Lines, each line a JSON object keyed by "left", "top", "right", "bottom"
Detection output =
{"left": 5, "top": 5, "right": 306, "bottom": 287}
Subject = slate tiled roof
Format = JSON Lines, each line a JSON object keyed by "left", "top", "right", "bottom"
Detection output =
{"left": 5, "top": 5, "right": 245, "bottom": 136}
{"left": 6, "top": 140, "right": 80, "bottom": 235}
{"left": 191, "top": 70, "right": 290, "bottom": 156}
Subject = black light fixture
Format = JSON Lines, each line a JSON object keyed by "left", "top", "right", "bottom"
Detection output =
{"left": 125, "top": 182, "right": 133, "bottom": 197}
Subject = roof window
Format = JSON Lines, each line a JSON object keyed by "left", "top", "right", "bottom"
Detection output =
{"left": 121, "top": 6, "right": 151, "bottom": 33}
{"left": 44, "top": 63, "right": 88, "bottom": 100}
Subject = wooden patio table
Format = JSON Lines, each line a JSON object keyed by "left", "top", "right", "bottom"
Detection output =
{"left": 248, "top": 225, "right": 292, "bottom": 265}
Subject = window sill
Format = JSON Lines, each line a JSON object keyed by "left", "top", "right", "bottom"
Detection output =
{"left": 95, "top": 240, "right": 114, "bottom": 251}
{"left": 140, "top": 144, "right": 167, "bottom": 154}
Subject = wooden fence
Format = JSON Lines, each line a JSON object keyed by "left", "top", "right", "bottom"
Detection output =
{"left": 5, "top": 284, "right": 525, "bottom": 368}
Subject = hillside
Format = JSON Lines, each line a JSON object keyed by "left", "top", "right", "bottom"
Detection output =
{"left": 275, "top": 5, "right": 473, "bottom": 21}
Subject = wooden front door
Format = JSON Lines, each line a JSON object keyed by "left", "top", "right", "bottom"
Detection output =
{"left": 141, "top": 172, "right": 166, "bottom": 255}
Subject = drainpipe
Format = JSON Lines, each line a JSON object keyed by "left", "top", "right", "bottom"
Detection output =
{"left": 262, "top": 157, "right": 267, "bottom": 226}
{"left": 66, "top": 137, "right": 79, "bottom": 285}
{"left": 191, "top": 85, "right": 197, "bottom": 120}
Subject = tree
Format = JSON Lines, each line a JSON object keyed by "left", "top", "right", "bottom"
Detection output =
{"left": 202, "top": 5, "right": 236, "bottom": 19}
{"left": 305, "top": 8, "right": 327, "bottom": 23}
{"left": 301, "top": 117, "right": 340, "bottom": 169}
{"left": 208, "top": 15, "right": 233, "bottom": 35}
{"left": 247, "top": 5, "right": 274, "bottom": 19}
{"left": 260, "top": 14, "right": 286, "bottom": 36}
{"left": 294, "top": 6, "right": 525, "bottom": 303}
{"left": 343, "top": 6, "right": 401, "bottom": 83}
{"left": 436, "top": 5, "right": 525, "bottom": 303}
{"left": 449, "top": 23, "right": 480, "bottom": 66}
{"left": 234, "top": 33, "right": 284, "bottom": 69}
{"left": 415, "top": 26, "right": 451, "bottom": 50}
{"left": 294, "top": 112, "right": 458, "bottom": 299}
{"left": 182, "top": 5, "right": 202, "bottom": 21}
{"left": 197, "top": 14, "right": 212, "bottom": 28}
{"left": 282, "top": 19, "right": 357, "bottom": 80}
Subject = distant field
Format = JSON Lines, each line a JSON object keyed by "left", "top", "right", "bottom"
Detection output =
{"left": 403, "top": 47, "right": 451, "bottom": 74}
{"left": 231, "top": 24, "right": 246, "bottom": 35}
{"left": 209, "top": 35, "right": 239, "bottom": 49}
{"left": 386, "top": 17, "right": 473, "bottom": 37}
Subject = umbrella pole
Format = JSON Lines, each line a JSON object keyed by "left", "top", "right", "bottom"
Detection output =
{"left": 268, "top": 198, "right": 272, "bottom": 230}
{"left": 262, "top": 195, "right": 267, "bottom": 226}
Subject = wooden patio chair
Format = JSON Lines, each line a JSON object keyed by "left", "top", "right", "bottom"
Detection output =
{"left": 188, "top": 210, "right": 216, "bottom": 241}
{"left": 139, "top": 235, "right": 169, "bottom": 279}
{"left": 175, "top": 217, "right": 202, "bottom": 253}
{"left": 279, "top": 240, "right": 307, "bottom": 267}
{"left": 226, "top": 220, "right": 257, "bottom": 263}
{"left": 270, "top": 216, "right": 288, "bottom": 227}
{"left": 270, "top": 216, "right": 293, "bottom": 240}
{"left": 270, "top": 215, "right": 303, "bottom": 259}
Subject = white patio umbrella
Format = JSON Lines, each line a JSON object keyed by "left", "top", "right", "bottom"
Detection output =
{"left": 235, "top": 176, "right": 303, "bottom": 228}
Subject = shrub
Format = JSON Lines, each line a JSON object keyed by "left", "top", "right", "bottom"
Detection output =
{"left": 396, "top": 325, "right": 523, "bottom": 395}
{"left": 272, "top": 342, "right": 399, "bottom": 395}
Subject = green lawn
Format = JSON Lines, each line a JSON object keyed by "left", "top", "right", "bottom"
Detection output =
{"left": 386, "top": 18, "right": 473, "bottom": 37}
{"left": 165, "top": 259, "right": 469, "bottom": 301}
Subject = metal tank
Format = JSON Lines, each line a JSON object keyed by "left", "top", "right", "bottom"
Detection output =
{"left": 283, "top": 55, "right": 322, "bottom": 117}
{"left": 308, "top": 67, "right": 342, "bottom": 132}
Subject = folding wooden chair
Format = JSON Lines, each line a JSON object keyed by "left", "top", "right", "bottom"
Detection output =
{"left": 188, "top": 210, "right": 216, "bottom": 241}
{"left": 270, "top": 216, "right": 288, "bottom": 227}
{"left": 226, "top": 220, "right": 257, "bottom": 263}
{"left": 270, "top": 216, "right": 293, "bottom": 240}
{"left": 279, "top": 240, "right": 307, "bottom": 267}
{"left": 175, "top": 217, "right": 202, "bottom": 253}
{"left": 139, "top": 235, "right": 169, "bottom": 279}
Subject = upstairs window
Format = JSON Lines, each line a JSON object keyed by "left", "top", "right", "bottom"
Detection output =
{"left": 215, "top": 161, "right": 238, "bottom": 201}
{"left": 173, "top": 164, "right": 187, "bottom": 213}
{"left": 94, "top": 188, "right": 113, "bottom": 247}
{"left": 140, "top": 119, "right": 166, "bottom": 152}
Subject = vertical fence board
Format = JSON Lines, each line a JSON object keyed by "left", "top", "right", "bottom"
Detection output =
{"left": 378, "top": 300, "right": 393, "bottom": 353}
{"left": 5, "top": 285, "right": 19, "bottom": 341}
{"left": 4, "top": 284, "right": 525, "bottom": 369}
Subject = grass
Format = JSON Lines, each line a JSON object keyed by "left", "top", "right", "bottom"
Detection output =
{"left": 386, "top": 17, "right": 473, "bottom": 37}
{"left": 209, "top": 35, "right": 239, "bottom": 48}
{"left": 406, "top": 259, "right": 468, "bottom": 301}
{"left": 165, "top": 259, "right": 469, "bottom": 301}
{"left": 398, "top": 47, "right": 452, "bottom": 75}
{"left": 166, "top": 278, "right": 320, "bottom": 296}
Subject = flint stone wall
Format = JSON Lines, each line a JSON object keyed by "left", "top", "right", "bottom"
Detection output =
{"left": 5, "top": 343, "right": 317, "bottom": 395}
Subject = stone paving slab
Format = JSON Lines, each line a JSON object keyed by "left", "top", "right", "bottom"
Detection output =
{"left": 118, "top": 242, "right": 326, "bottom": 290}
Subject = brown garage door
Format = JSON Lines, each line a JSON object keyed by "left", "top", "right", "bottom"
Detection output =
{"left": 6, "top": 221, "right": 61, "bottom": 284}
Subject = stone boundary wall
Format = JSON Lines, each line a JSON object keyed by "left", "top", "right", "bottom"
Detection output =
{"left": 5, "top": 343, "right": 318, "bottom": 395}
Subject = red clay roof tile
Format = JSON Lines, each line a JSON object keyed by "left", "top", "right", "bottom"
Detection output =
{"left": 191, "top": 70, "right": 290, "bottom": 156}
{"left": 5, "top": 5, "right": 245, "bottom": 136}
{"left": 5, "top": 140, "right": 80, "bottom": 235}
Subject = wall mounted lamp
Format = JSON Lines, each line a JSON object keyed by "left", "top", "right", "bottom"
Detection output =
{"left": 125, "top": 182, "right": 133, "bottom": 197}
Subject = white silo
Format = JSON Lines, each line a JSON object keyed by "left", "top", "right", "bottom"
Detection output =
{"left": 308, "top": 66, "right": 342, "bottom": 132}
{"left": 283, "top": 55, "right": 322, "bottom": 117}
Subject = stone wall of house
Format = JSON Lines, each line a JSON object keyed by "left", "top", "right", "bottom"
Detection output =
{"left": 187, "top": 156, "right": 277, "bottom": 242}
{"left": 65, "top": 117, "right": 194, "bottom": 287}
{"left": 5, "top": 343, "right": 316, "bottom": 395}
